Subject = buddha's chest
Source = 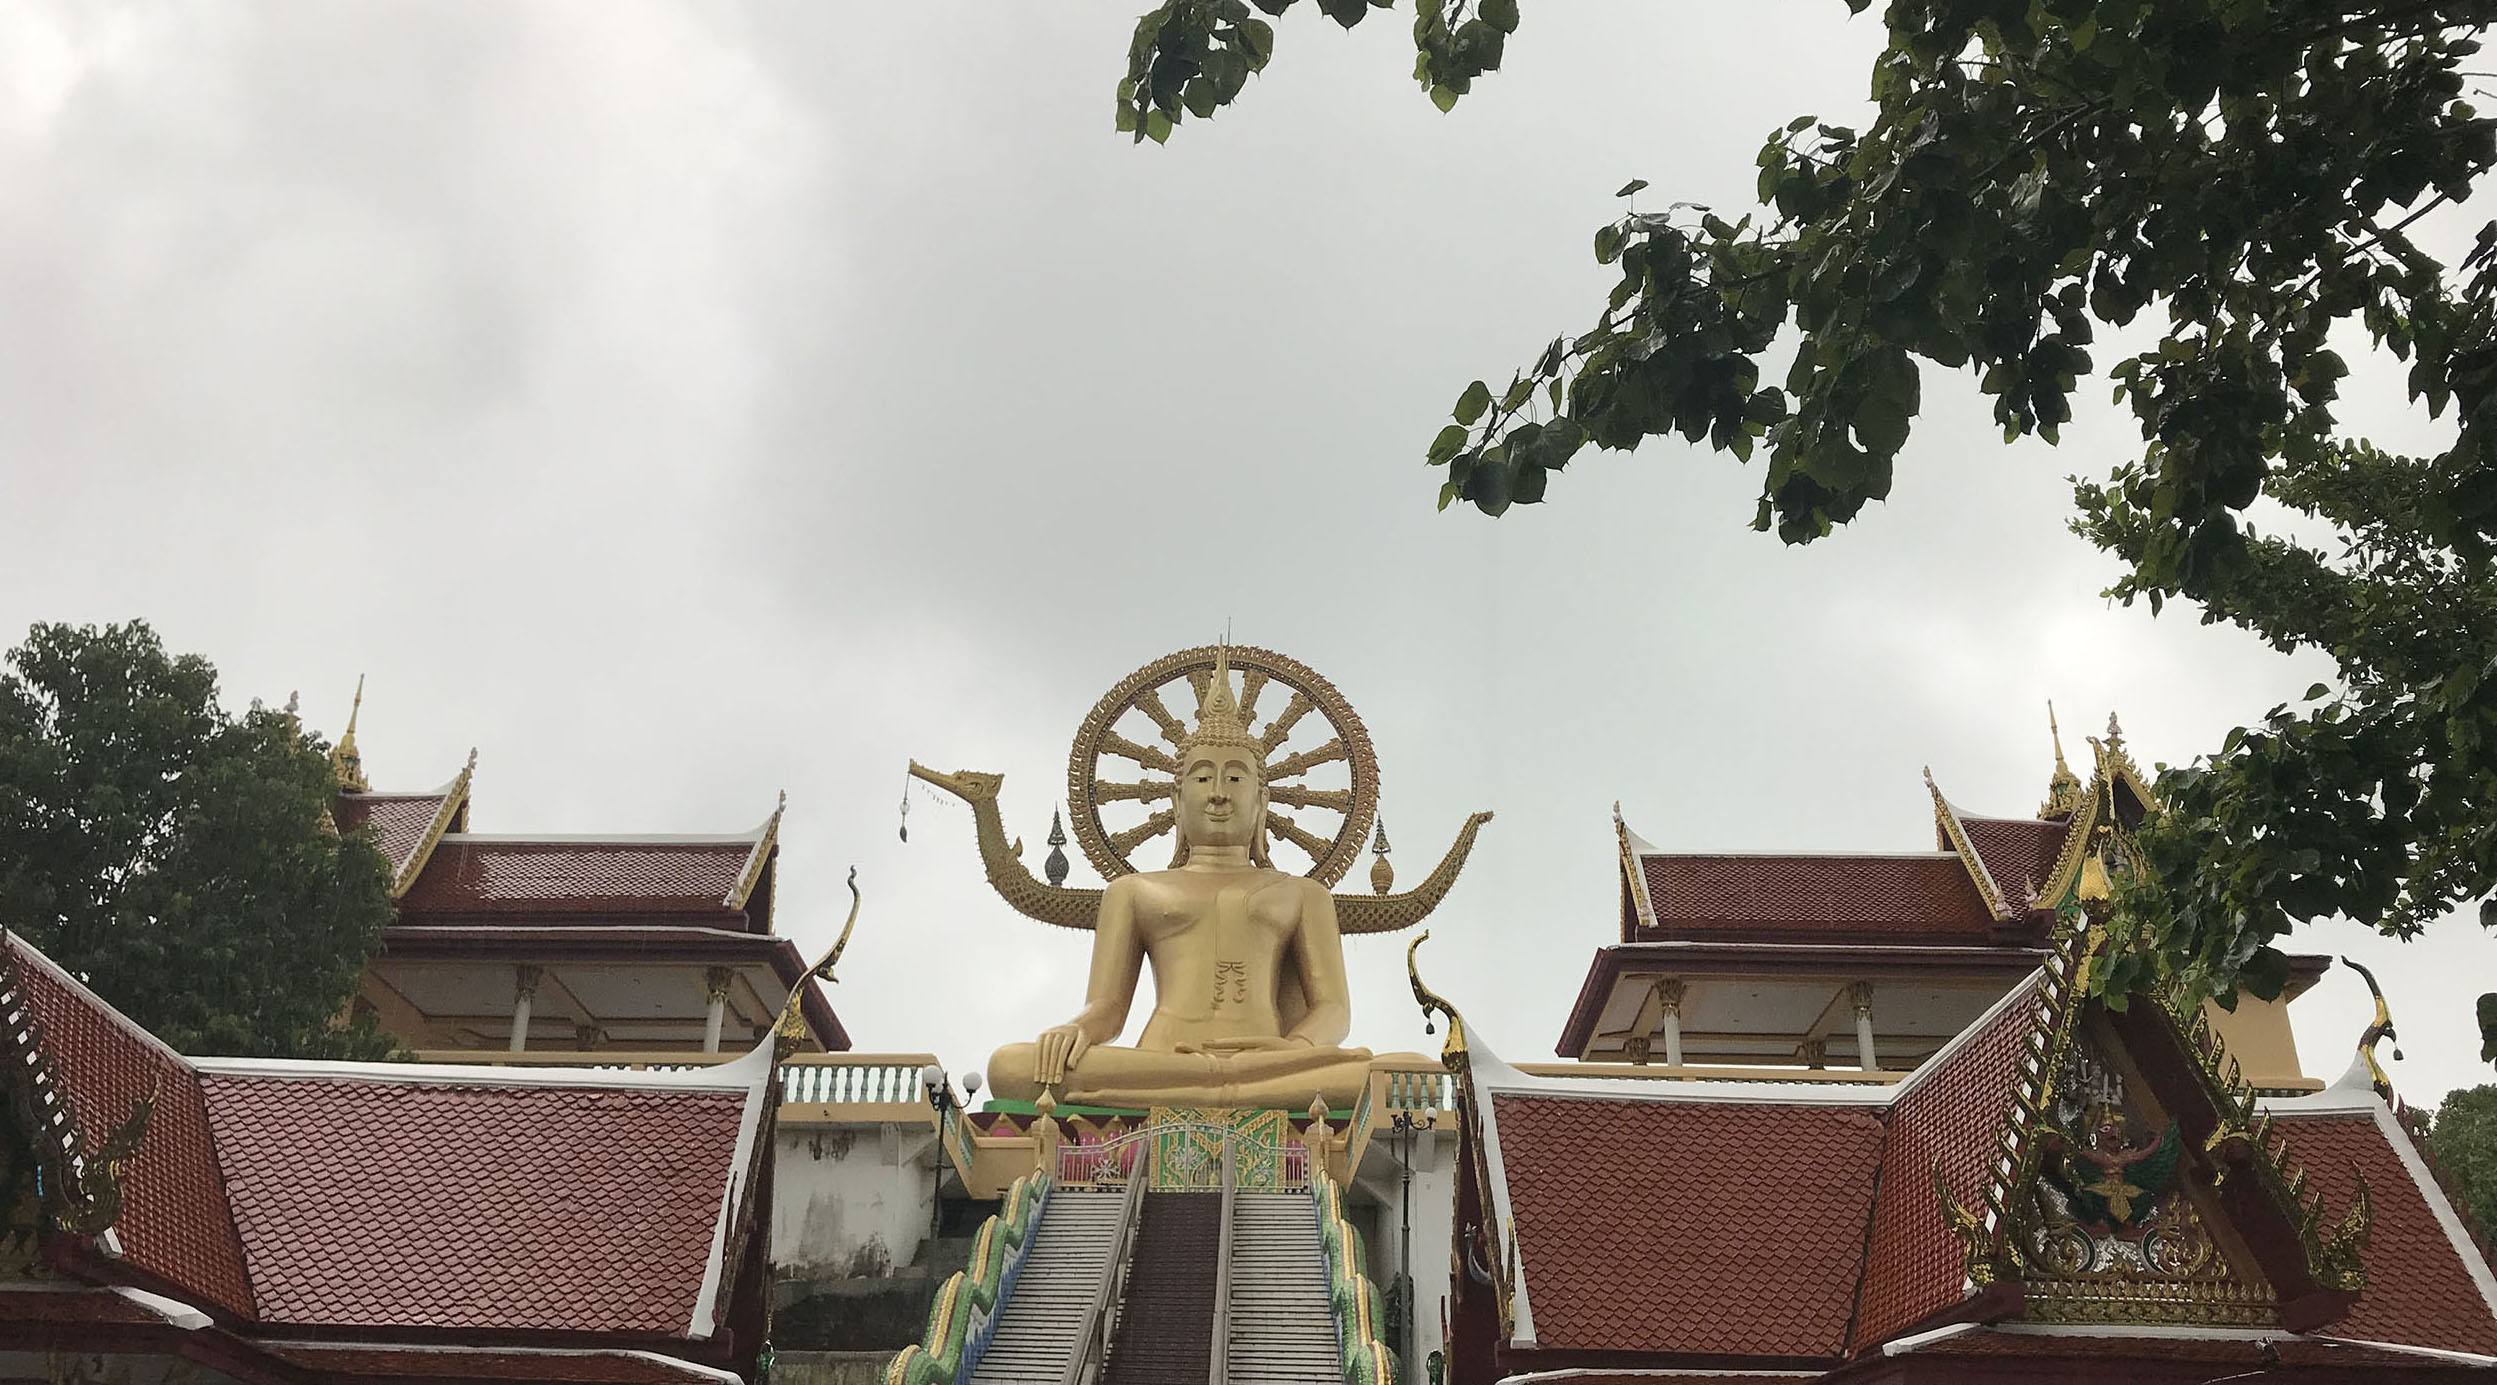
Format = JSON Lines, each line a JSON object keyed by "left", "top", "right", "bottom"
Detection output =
{"left": 1130, "top": 874, "right": 1301, "bottom": 952}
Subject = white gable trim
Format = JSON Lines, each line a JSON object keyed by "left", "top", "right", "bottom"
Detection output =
{"left": 688, "top": 1037, "right": 777, "bottom": 1340}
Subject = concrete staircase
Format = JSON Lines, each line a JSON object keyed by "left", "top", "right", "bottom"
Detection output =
{"left": 1101, "top": 1192, "right": 1221, "bottom": 1385}
{"left": 1222, "top": 1192, "right": 1342, "bottom": 1384}
{"left": 965, "top": 1190, "right": 1129, "bottom": 1384}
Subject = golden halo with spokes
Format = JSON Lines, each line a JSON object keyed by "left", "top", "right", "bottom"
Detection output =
{"left": 1066, "top": 644, "right": 1380, "bottom": 886}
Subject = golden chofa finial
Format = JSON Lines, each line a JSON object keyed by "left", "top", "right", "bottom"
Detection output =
{"left": 1407, "top": 930, "right": 1468, "bottom": 1065}
{"left": 2343, "top": 957, "right": 2401, "bottom": 1102}
{"left": 331, "top": 675, "right": 370, "bottom": 792}
{"left": 775, "top": 867, "right": 860, "bottom": 1058}
{"left": 1369, "top": 819, "right": 1394, "bottom": 895}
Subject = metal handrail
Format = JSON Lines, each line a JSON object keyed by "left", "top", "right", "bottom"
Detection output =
{"left": 1060, "top": 1161, "right": 1147, "bottom": 1385}
{"left": 1209, "top": 1136, "right": 1236, "bottom": 1385}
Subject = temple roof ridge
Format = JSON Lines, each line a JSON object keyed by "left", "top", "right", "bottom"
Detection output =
{"left": 1926, "top": 769, "right": 2019, "bottom": 922}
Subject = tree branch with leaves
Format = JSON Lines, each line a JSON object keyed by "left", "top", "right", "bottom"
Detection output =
{"left": 1116, "top": 0, "right": 2497, "bottom": 1061}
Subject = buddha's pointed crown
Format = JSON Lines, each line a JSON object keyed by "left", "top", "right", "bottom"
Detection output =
{"left": 1179, "top": 644, "right": 1261, "bottom": 761}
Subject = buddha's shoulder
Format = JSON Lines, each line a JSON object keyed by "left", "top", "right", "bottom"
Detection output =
{"left": 1110, "top": 866, "right": 1310, "bottom": 895}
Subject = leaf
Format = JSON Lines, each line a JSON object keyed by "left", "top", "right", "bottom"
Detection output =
{"left": 1241, "top": 17, "right": 1276, "bottom": 63}
{"left": 1615, "top": 178, "right": 1649, "bottom": 199}
{"left": 1145, "top": 109, "right": 1174, "bottom": 144}
{"left": 1429, "top": 84, "right": 1459, "bottom": 113}
{"left": 1455, "top": 380, "right": 1493, "bottom": 425}
{"left": 1481, "top": 0, "right": 1520, "bottom": 33}
{"left": 1428, "top": 424, "right": 1469, "bottom": 464}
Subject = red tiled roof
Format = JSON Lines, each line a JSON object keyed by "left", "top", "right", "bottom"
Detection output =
{"left": 335, "top": 793, "right": 453, "bottom": 883}
{"left": 1494, "top": 1094, "right": 1886, "bottom": 1359}
{"left": 1956, "top": 815, "right": 2068, "bottom": 907}
{"left": 398, "top": 840, "right": 754, "bottom": 920}
{"left": 198, "top": 1073, "right": 750, "bottom": 1335}
{"left": 259, "top": 1342, "right": 735, "bottom": 1382}
{"left": 1636, "top": 853, "right": 1997, "bottom": 941}
{"left": 3, "top": 937, "right": 255, "bottom": 1318}
{"left": 2273, "top": 1111, "right": 2497, "bottom": 1356}
{"left": 1852, "top": 977, "right": 2043, "bottom": 1349}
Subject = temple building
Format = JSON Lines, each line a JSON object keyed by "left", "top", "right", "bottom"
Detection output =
{"left": 0, "top": 652, "right": 2491, "bottom": 1384}
{"left": 327, "top": 684, "right": 845, "bottom": 1057}
{"left": 1431, "top": 721, "right": 2497, "bottom": 1382}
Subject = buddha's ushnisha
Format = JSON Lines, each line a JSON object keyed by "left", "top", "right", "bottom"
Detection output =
{"left": 987, "top": 646, "right": 1373, "bottom": 1109}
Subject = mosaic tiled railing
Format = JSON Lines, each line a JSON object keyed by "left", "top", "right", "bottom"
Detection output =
{"left": 1313, "top": 1171, "right": 1399, "bottom": 1385}
{"left": 881, "top": 1171, "right": 1049, "bottom": 1385}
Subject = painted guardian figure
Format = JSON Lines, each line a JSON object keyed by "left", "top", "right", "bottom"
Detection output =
{"left": 907, "top": 642, "right": 1493, "bottom": 1112}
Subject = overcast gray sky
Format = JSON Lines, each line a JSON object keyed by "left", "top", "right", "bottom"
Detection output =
{"left": 4, "top": 3, "right": 2490, "bottom": 1105}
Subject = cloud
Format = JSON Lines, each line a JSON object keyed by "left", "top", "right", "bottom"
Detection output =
{"left": 3, "top": 3, "right": 2487, "bottom": 1107}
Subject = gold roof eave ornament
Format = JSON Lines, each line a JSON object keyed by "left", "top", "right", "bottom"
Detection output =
{"left": 1405, "top": 929, "right": 1468, "bottom": 1067}
{"left": 773, "top": 867, "right": 860, "bottom": 1059}
{"left": 2342, "top": 956, "right": 2401, "bottom": 1103}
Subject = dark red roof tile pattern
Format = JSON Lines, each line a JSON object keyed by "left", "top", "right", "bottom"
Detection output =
{"left": 260, "top": 1343, "right": 729, "bottom": 1382}
{"left": 335, "top": 793, "right": 451, "bottom": 880}
{"left": 399, "top": 840, "right": 750, "bottom": 919}
{"left": 2274, "top": 1112, "right": 2497, "bottom": 1355}
{"left": 199, "top": 1075, "right": 746, "bottom": 1333}
{"left": 1853, "top": 976, "right": 2043, "bottom": 1349}
{"left": 1495, "top": 1095, "right": 1886, "bottom": 1358}
{"left": 1637, "top": 854, "right": 1996, "bottom": 940}
{"left": 1958, "top": 816, "right": 2069, "bottom": 907}
{"left": 5, "top": 939, "right": 255, "bottom": 1318}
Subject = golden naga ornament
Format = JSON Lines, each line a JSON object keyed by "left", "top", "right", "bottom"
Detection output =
{"left": 908, "top": 643, "right": 1492, "bottom": 936}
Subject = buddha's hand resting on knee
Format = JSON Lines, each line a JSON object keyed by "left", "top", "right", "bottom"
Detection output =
{"left": 1034, "top": 1024, "right": 1091, "bottom": 1086}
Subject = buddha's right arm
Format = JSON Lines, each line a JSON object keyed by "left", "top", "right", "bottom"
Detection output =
{"left": 1067, "top": 877, "right": 1144, "bottom": 1044}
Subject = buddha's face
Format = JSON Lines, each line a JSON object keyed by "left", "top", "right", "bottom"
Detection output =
{"left": 1176, "top": 745, "right": 1264, "bottom": 851}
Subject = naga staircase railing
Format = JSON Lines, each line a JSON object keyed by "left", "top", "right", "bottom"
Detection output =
{"left": 1060, "top": 1158, "right": 1148, "bottom": 1385}
{"left": 1312, "top": 1169, "right": 1399, "bottom": 1385}
{"left": 879, "top": 1171, "right": 1050, "bottom": 1385}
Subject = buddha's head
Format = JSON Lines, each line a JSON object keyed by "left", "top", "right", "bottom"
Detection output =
{"left": 1170, "top": 648, "right": 1269, "bottom": 867}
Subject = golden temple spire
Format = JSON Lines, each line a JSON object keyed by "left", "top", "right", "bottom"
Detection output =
{"left": 331, "top": 675, "right": 370, "bottom": 792}
{"left": 2040, "top": 701, "right": 2087, "bottom": 819}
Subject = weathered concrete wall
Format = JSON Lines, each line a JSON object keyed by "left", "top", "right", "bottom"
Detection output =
{"left": 772, "top": 1122, "right": 938, "bottom": 1276}
{"left": 1351, "top": 1127, "right": 1456, "bottom": 1377}
{"left": 766, "top": 1350, "right": 895, "bottom": 1385}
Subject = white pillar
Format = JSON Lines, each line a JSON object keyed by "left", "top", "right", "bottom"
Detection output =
{"left": 1656, "top": 978, "right": 1686, "bottom": 1067}
{"left": 509, "top": 965, "right": 541, "bottom": 1053}
{"left": 703, "top": 966, "right": 733, "bottom": 1054}
{"left": 1850, "top": 981, "right": 1878, "bottom": 1072}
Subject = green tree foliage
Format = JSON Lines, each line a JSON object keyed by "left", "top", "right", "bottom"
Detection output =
{"left": 1118, "top": 1, "right": 2497, "bottom": 1048}
{"left": 2432, "top": 1084, "right": 2497, "bottom": 1235}
{"left": 0, "top": 621, "right": 396, "bottom": 1058}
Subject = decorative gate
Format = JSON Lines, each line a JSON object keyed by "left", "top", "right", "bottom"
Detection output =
{"left": 1055, "top": 1121, "right": 1308, "bottom": 1190}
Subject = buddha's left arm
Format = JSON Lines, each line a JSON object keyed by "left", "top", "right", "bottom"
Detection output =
{"left": 1283, "top": 882, "right": 1354, "bottom": 1049}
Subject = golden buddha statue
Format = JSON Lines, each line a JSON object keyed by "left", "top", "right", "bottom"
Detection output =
{"left": 909, "top": 642, "right": 1491, "bottom": 1112}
